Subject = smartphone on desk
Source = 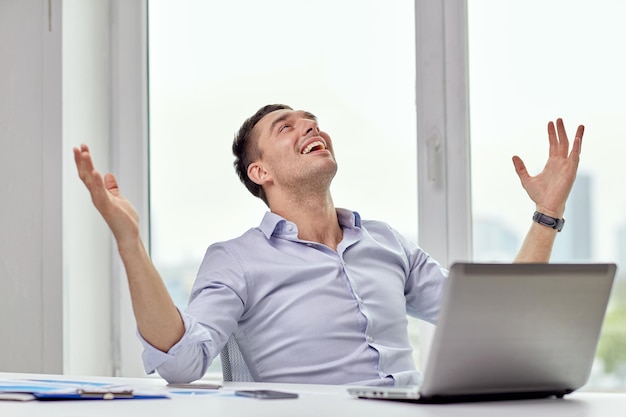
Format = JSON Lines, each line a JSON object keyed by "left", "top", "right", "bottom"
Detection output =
{"left": 235, "top": 390, "right": 299, "bottom": 399}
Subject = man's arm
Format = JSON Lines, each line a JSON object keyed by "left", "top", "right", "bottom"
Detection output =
{"left": 512, "top": 118, "right": 584, "bottom": 262}
{"left": 73, "top": 144, "right": 185, "bottom": 352}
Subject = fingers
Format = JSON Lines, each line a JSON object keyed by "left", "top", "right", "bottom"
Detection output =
{"left": 547, "top": 120, "right": 558, "bottom": 158}
{"left": 103, "top": 173, "right": 121, "bottom": 197}
{"left": 73, "top": 144, "right": 98, "bottom": 185}
{"left": 73, "top": 144, "right": 109, "bottom": 202}
{"left": 571, "top": 124, "right": 584, "bottom": 157}
{"left": 512, "top": 155, "right": 529, "bottom": 182}
{"left": 555, "top": 118, "right": 569, "bottom": 157}
{"left": 548, "top": 119, "right": 584, "bottom": 160}
{"left": 575, "top": 124, "right": 585, "bottom": 142}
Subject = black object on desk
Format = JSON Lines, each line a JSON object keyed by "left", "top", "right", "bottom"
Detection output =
{"left": 235, "top": 390, "right": 299, "bottom": 399}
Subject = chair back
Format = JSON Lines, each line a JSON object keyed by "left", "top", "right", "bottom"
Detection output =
{"left": 221, "top": 335, "right": 255, "bottom": 382}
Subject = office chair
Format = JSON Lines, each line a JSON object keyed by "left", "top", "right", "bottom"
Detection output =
{"left": 220, "top": 334, "right": 255, "bottom": 382}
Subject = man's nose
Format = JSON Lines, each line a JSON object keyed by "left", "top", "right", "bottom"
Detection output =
{"left": 300, "top": 120, "right": 319, "bottom": 136}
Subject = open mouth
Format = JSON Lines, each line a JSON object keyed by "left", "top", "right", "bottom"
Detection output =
{"left": 301, "top": 140, "right": 326, "bottom": 155}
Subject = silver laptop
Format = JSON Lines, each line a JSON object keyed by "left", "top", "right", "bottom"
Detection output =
{"left": 349, "top": 262, "right": 616, "bottom": 403}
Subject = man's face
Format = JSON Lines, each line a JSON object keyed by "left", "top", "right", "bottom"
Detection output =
{"left": 248, "top": 109, "right": 337, "bottom": 194}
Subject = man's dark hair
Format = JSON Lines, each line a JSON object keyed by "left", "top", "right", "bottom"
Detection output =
{"left": 233, "top": 104, "right": 293, "bottom": 206}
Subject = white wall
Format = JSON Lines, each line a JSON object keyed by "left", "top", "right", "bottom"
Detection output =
{"left": 0, "top": 0, "right": 147, "bottom": 377}
{"left": 0, "top": 0, "right": 63, "bottom": 373}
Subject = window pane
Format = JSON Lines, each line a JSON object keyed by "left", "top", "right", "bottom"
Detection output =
{"left": 149, "top": 0, "right": 417, "bottom": 375}
{"left": 469, "top": 0, "right": 626, "bottom": 389}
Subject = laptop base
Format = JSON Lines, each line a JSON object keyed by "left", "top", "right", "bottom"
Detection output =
{"left": 356, "top": 389, "right": 572, "bottom": 404}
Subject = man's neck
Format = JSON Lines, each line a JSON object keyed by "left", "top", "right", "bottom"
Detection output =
{"left": 270, "top": 193, "right": 343, "bottom": 251}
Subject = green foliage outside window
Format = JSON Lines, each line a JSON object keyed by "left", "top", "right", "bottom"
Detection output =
{"left": 596, "top": 277, "right": 626, "bottom": 379}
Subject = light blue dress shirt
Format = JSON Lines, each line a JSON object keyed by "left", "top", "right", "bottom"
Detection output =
{"left": 140, "top": 208, "right": 448, "bottom": 386}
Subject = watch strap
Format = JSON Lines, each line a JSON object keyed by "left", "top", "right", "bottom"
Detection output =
{"left": 533, "top": 211, "right": 565, "bottom": 232}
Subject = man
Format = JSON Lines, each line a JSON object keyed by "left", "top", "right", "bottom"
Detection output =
{"left": 74, "top": 104, "right": 584, "bottom": 386}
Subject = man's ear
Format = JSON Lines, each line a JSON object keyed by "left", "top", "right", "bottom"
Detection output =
{"left": 247, "top": 161, "right": 272, "bottom": 186}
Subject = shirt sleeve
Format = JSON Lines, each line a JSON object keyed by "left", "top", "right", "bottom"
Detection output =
{"left": 137, "top": 310, "right": 213, "bottom": 383}
{"left": 138, "top": 242, "right": 248, "bottom": 383}
{"left": 397, "top": 231, "right": 449, "bottom": 324}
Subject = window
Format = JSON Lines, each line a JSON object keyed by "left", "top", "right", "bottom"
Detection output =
{"left": 469, "top": 0, "right": 626, "bottom": 389}
{"left": 148, "top": 0, "right": 419, "bottom": 375}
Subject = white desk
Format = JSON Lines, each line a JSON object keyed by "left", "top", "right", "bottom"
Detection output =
{"left": 1, "top": 372, "right": 625, "bottom": 417}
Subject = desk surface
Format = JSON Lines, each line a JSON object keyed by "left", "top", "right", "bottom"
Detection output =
{"left": 1, "top": 372, "right": 625, "bottom": 417}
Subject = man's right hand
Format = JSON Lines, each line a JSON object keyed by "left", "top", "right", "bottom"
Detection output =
{"left": 73, "top": 144, "right": 185, "bottom": 353}
{"left": 73, "top": 144, "right": 141, "bottom": 246}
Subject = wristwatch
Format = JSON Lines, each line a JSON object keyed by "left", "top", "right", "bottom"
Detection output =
{"left": 532, "top": 211, "right": 565, "bottom": 232}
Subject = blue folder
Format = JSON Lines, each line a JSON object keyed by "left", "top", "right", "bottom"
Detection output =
{"left": 0, "top": 378, "right": 169, "bottom": 401}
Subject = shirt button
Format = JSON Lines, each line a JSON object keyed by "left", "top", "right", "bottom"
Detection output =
{"left": 367, "top": 335, "right": 374, "bottom": 343}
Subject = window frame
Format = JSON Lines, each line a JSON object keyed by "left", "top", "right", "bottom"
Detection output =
{"left": 108, "top": 0, "right": 151, "bottom": 377}
{"left": 414, "top": 0, "right": 471, "bottom": 366}
{"left": 110, "top": 0, "right": 471, "bottom": 376}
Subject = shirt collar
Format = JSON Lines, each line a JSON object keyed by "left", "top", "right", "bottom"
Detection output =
{"left": 336, "top": 207, "right": 361, "bottom": 228}
{"left": 258, "top": 208, "right": 361, "bottom": 239}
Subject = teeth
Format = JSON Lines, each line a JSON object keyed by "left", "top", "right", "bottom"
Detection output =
{"left": 302, "top": 141, "right": 325, "bottom": 154}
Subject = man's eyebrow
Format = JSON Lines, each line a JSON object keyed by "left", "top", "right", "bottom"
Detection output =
{"left": 269, "top": 113, "right": 290, "bottom": 133}
{"left": 269, "top": 111, "right": 318, "bottom": 133}
{"left": 303, "top": 111, "right": 317, "bottom": 121}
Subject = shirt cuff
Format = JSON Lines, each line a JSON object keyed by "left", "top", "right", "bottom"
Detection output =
{"left": 137, "top": 309, "right": 213, "bottom": 374}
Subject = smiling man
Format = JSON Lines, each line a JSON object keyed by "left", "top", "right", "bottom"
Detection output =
{"left": 74, "top": 104, "right": 584, "bottom": 386}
